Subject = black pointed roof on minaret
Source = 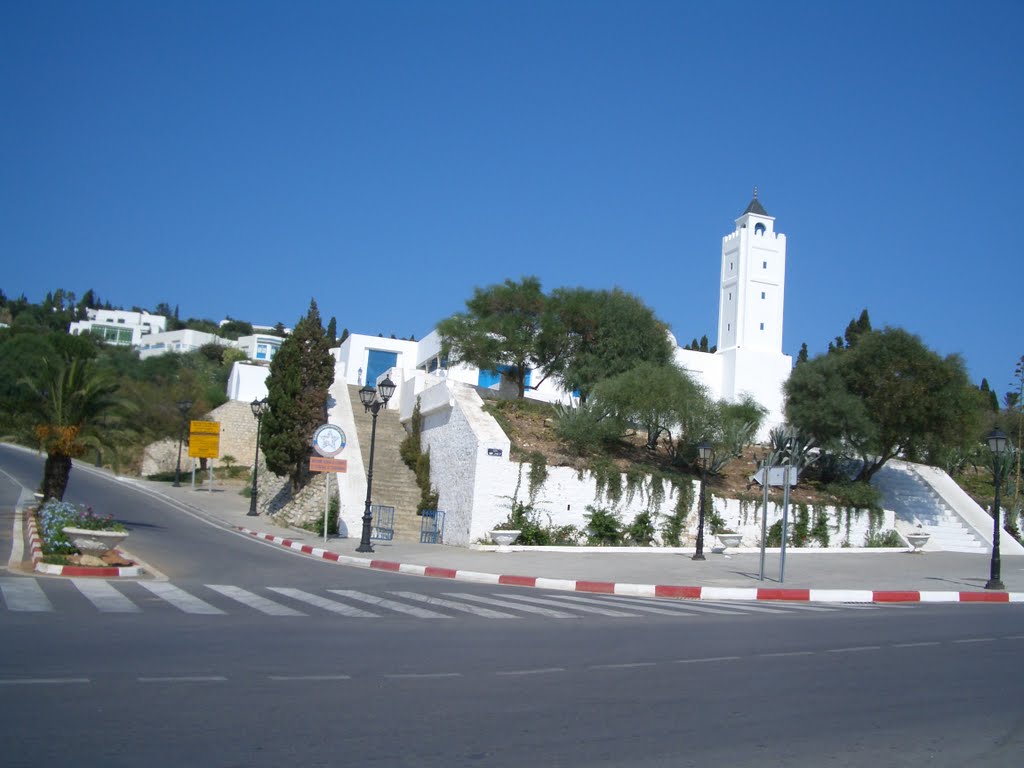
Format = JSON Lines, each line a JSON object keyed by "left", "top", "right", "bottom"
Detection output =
{"left": 742, "top": 186, "right": 769, "bottom": 216}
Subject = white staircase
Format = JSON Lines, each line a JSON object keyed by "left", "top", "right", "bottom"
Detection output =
{"left": 872, "top": 463, "right": 987, "bottom": 553}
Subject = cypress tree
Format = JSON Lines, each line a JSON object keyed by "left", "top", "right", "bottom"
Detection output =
{"left": 260, "top": 299, "right": 336, "bottom": 493}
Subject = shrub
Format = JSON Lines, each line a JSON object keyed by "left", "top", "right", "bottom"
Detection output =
{"left": 625, "top": 511, "right": 656, "bottom": 546}
{"left": 584, "top": 505, "right": 622, "bottom": 546}
{"left": 865, "top": 529, "right": 903, "bottom": 548}
{"left": 553, "top": 400, "right": 621, "bottom": 456}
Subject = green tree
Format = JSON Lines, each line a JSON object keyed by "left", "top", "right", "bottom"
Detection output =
{"left": 326, "top": 317, "right": 338, "bottom": 346}
{"left": 438, "top": 277, "right": 547, "bottom": 398}
{"left": 593, "top": 361, "right": 712, "bottom": 461}
{"left": 785, "top": 327, "right": 982, "bottom": 482}
{"left": 260, "top": 300, "right": 336, "bottom": 493}
{"left": 218, "top": 319, "right": 254, "bottom": 340}
{"left": 795, "top": 342, "right": 809, "bottom": 366}
{"left": 22, "top": 356, "right": 126, "bottom": 501}
{"left": 538, "top": 287, "right": 673, "bottom": 403}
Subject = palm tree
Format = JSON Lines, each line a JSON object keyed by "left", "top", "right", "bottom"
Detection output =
{"left": 23, "top": 356, "right": 125, "bottom": 501}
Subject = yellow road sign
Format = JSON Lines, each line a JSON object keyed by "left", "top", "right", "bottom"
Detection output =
{"left": 188, "top": 420, "right": 221, "bottom": 459}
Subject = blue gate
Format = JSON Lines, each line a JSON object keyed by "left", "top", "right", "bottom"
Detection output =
{"left": 420, "top": 509, "right": 445, "bottom": 544}
{"left": 370, "top": 504, "right": 395, "bottom": 540}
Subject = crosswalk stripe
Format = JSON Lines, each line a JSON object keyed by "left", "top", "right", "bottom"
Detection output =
{"left": 0, "top": 577, "right": 53, "bottom": 612}
{"left": 389, "top": 591, "right": 519, "bottom": 618}
{"left": 696, "top": 600, "right": 806, "bottom": 615}
{"left": 137, "top": 582, "right": 224, "bottom": 615}
{"left": 72, "top": 579, "right": 139, "bottom": 613}
{"left": 329, "top": 590, "right": 452, "bottom": 619}
{"left": 546, "top": 594, "right": 703, "bottom": 616}
{"left": 206, "top": 585, "right": 306, "bottom": 616}
{"left": 444, "top": 592, "right": 577, "bottom": 618}
{"left": 268, "top": 587, "right": 378, "bottom": 617}
{"left": 495, "top": 592, "right": 641, "bottom": 617}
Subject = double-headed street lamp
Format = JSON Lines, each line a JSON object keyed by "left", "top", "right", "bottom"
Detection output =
{"left": 984, "top": 426, "right": 1011, "bottom": 591}
{"left": 692, "top": 440, "right": 713, "bottom": 561}
{"left": 356, "top": 376, "right": 397, "bottom": 553}
{"left": 173, "top": 399, "right": 193, "bottom": 488}
{"left": 248, "top": 397, "right": 270, "bottom": 516}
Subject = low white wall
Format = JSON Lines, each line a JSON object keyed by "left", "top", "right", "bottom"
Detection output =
{"left": 412, "top": 378, "right": 891, "bottom": 549}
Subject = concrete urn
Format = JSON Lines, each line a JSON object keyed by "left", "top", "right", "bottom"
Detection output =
{"left": 61, "top": 526, "right": 129, "bottom": 557}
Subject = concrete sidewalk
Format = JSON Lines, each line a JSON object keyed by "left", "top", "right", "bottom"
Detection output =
{"left": 123, "top": 469, "right": 1024, "bottom": 603}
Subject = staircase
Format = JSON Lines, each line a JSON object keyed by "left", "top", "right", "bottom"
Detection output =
{"left": 872, "top": 463, "right": 987, "bottom": 553}
{"left": 348, "top": 386, "right": 423, "bottom": 542}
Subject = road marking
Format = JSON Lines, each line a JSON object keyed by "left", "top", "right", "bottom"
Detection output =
{"left": 0, "top": 577, "right": 53, "bottom": 612}
{"left": 549, "top": 594, "right": 702, "bottom": 616}
{"left": 494, "top": 593, "right": 639, "bottom": 617}
{"left": 827, "top": 646, "right": 882, "bottom": 653}
{"left": 757, "top": 651, "right": 816, "bottom": 658}
{"left": 384, "top": 672, "right": 463, "bottom": 679}
{"left": 953, "top": 638, "right": 996, "bottom": 643}
{"left": 892, "top": 642, "right": 941, "bottom": 648}
{"left": 0, "top": 677, "right": 90, "bottom": 685}
{"left": 72, "top": 579, "right": 140, "bottom": 613}
{"left": 388, "top": 591, "right": 518, "bottom": 618}
{"left": 329, "top": 590, "right": 452, "bottom": 619}
{"left": 137, "top": 676, "right": 227, "bottom": 683}
{"left": 590, "top": 662, "right": 658, "bottom": 670}
{"left": 268, "top": 588, "right": 378, "bottom": 617}
{"left": 444, "top": 593, "right": 576, "bottom": 618}
{"left": 672, "top": 656, "right": 742, "bottom": 664}
{"left": 495, "top": 667, "right": 565, "bottom": 676}
{"left": 137, "top": 582, "right": 224, "bottom": 614}
{"left": 268, "top": 675, "right": 351, "bottom": 681}
{"left": 206, "top": 585, "right": 306, "bottom": 616}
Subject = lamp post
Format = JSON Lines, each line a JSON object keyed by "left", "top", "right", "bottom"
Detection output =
{"left": 173, "top": 399, "right": 193, "bottom": 487}
{"left": 356, "top": 376, "right": 396, "bottom": 553}
{"left": 248, "top": 397, "right": 270, "bottom": 516}
{"left": 693, "top": 440, "right": 713, "bottom": 561}
{"left": 984, "top": 426, "right": 1011, "bottom": 590}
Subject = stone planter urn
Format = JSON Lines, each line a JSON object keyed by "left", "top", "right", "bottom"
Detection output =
{"left": 489, "top": 530, "right": 521, "bottom": 552}
{"left": 62, "top": 527, "right": 129, "bottom": 558}
{"left": 905, "top": 531, "right": 930, "bottom": 554}
{"left": 716, "top": 532, "right": 744, "bottom": 554}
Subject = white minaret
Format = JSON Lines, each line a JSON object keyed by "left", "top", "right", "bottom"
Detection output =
{"left": 714, "top": 189, "right": 792, "bottom": 437}
{"left": 716, "top": 187, "right": 786, "bottom": 354}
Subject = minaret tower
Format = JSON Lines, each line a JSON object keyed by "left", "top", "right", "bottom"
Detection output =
{"left": 714, "top": 189, "right": 792, "bottom": 436}
{"left": 716, "top": 187, "right": 786, "bottom": 355}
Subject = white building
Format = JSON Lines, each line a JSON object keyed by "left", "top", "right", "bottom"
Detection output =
{"left": 137, "top": 329, "right": 231, "bottom": 359}
{"left": 675, "top": 192, "right": 792, "bottom": 434}
{"left": 227, "top": 195, "right": 794, "bottom": 437}
{"left": 235, "top": 334, "right": 285, "bottom": 363}
{"left": 69, "top": 308, "right": 167, "bottom": 346}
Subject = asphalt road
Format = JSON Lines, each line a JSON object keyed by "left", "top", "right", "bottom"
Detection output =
{"left": 2, "top": 445, "right": 1023, "bottom": 767}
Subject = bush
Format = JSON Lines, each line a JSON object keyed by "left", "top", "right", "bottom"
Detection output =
{"left": 37, "top": 499, "right": 124, "bottom": 555}
{"left": 584, "top": 505, "right": 622, "bottom": 545}
{"left": 625, "top": 511, "right": 656, "bottom": 546}
{"left": 865, "top": 529, "right": 904, "bottom": 547}
{"left": 554, "top": 401, "right": 621, "bottom": 456}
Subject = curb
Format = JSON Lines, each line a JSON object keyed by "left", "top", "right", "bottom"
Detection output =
{"left": 237, "top": 528, "right": 1024, "bottom": 605}
{"left": 26, "top": 512, "right": 144, "bottom": 578}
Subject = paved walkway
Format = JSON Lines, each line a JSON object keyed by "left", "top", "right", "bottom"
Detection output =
{"left": 121, "top": 470, "right": 1024, "bottom": 603}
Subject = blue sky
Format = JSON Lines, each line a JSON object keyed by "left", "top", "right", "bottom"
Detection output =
{"left": 2, "top": 1, "right": 1022, "bottom": 397}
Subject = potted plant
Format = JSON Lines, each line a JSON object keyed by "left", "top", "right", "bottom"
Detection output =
{"left": 905, "top": 527, "right": 930, "bottom": 554}
{"left": 716, "top": 530, "right": 744, "bottom": 553}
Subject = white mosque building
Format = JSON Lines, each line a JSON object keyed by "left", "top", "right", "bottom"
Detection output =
{"left": 232, "top": 193, "right": 794, "bottom": 438}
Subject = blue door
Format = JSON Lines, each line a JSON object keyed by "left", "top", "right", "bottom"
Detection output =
{"left": 366, "top": 350, "right": 398, "bottom": 387}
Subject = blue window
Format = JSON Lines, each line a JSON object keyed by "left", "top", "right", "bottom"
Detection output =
{"left": 478, "top": 365, "right": 531, "bottom": 388}
{"left": 366, "top": 349, "right": 399, "bottom": 386}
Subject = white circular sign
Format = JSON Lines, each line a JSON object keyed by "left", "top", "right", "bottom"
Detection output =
{"left": 312, "top": 424, "right": 346, "bottom": 457}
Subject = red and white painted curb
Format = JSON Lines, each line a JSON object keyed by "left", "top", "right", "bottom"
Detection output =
{"left": 26, "top": 513, "right": 143, "bottom": 578}
{"left": 238, "top": 527, "right": 1024, "bottom": 605}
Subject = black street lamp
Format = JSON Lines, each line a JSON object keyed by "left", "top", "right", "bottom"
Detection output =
{"left": 693, "top": 440, "right": 713, "bottom": 561}
{"left": 984, "top": 426, "right": 1011, "bottom": 590}
{"left": 356, "top": 376, "right": 397, "bottom": 553}
{"left": 173, "top": 399, "right": 193, "bottom": 488}
{"left": 248, "top": 397, "right": 270, "bottom": 516}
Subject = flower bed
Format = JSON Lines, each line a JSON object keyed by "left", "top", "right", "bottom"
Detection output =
{"left": 35, "top": 499, "right": 132, "bottom": 567}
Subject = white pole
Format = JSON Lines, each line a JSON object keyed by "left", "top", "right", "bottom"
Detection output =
{"left": 759, "top": 464, "right": 769, "bottom": 581}
{"left": 323, "top": 473, "right": 330, "bottom": 543}
{"left": 779, "top": 463, "right": 791, "bottom": 583}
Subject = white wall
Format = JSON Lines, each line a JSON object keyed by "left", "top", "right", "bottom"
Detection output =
{"left": 336, "top": 334, "right": 420, "bottom": 387}
{"left": 138, "top": 329, "right": 228, "bottom": 359}
{"left": 226, "top": 361, "right": 271, "bottom": 402}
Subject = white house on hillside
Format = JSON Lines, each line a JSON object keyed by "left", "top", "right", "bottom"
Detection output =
{"left": 69, "top": 308, "right": 167, "bottom": 346}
